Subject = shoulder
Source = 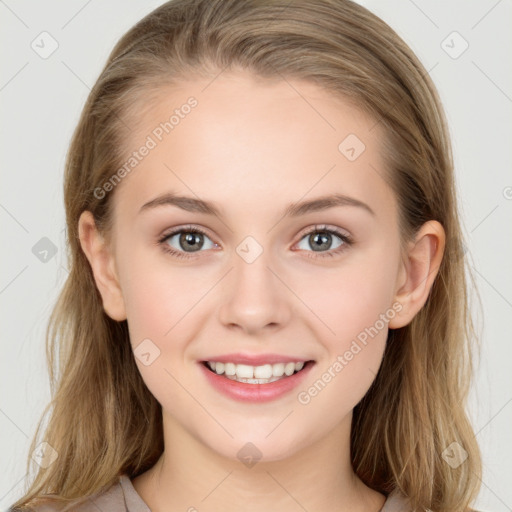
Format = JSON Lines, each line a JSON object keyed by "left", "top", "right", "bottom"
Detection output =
{"left": 380, "top": 490, "right": 487, "bottom": 512}
{"left": 16, "top": 477, "right": 127, "bottom": 512}
{"left": 380, "top": 488, "right": 412, "bottom": 511}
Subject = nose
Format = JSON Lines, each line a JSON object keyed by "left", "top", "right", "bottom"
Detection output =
{"left": 218, "top": 248, "right": 292, "bottom": 335}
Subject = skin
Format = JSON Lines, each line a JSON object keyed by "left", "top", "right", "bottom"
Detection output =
{"left": 79, "top": 71, "right": 445, "bottom": 512}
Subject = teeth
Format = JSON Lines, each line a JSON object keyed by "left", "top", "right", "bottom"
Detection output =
{"left": 236, "top": 364, "right": 254, "bottom": 379}
{"left": 225, "top": 362, "right": 236, "bottom": 376}
{"left": 284, "top": 362, "right": 295, "bottom": 376}
{"left": 206, "top": 360, "right": 307, "bottom": 380}
{"left": 272, "top": 363, "right": 285, "bottom": 377}
{"left": 254, "top": 364, "right": 272, "bottom": 379}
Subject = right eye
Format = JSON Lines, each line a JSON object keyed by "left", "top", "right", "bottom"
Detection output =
{"left": 158, "top": 226, "right": 218, "bottom": 259}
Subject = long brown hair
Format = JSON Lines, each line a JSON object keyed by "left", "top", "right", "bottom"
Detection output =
{"left": 11, "top": 1, "right": 483, "bottom": 510}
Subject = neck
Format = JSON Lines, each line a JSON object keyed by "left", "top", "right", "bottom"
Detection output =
{"left": 132, "top": 410, "right": 386, "bottom": 512}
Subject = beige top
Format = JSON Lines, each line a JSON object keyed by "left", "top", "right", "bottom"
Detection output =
{"left": 27, "top": 474, "right": 412, "bottom": 511}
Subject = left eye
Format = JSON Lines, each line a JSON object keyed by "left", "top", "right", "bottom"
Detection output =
{"left": 295, "top": 226, "right": 351, "bottom": 257}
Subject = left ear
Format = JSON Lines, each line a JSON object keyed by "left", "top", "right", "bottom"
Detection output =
{"left": 388, "top": 220, "right": 445, "bottom": 329}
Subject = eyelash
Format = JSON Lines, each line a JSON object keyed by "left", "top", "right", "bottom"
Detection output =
{"left": 157, "top": 224, "right": 353, "bottom": 260}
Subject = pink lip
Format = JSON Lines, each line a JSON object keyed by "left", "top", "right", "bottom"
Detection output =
{"left": 198, "top": 360, "right": 315, "bottom": 403}
{"left": 200, "top": 353, "right": 311, "bottom": 365}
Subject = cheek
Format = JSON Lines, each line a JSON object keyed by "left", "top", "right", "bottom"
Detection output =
{"left": 294, "top": 269, "right": 393, "bottom": 422}
{"left": 296, "top": 253, "right": 398, "bottom": 345}
{"left": 118, "top": 250, "right": 217, "bottom": 394}
{"left": 119, "top": 255, "right": 197, "bottom": 404}
{"left": 118, "top": 246, "right": 202, "bottom": 341}
{"left": 291, "top": 245, "right": 398, "bottom": 407}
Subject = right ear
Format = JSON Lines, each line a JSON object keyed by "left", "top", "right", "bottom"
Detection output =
{"left": 78, "top": 211, "right": 127, "bottom": 321}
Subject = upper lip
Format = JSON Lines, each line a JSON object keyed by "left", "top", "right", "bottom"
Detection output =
{"left": 200, "top": 353, "right": 313, "bottom": 365}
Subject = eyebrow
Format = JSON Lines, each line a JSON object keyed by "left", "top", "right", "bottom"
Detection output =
{"left": 139, "top": 192, "right": 375, "bottom": 218}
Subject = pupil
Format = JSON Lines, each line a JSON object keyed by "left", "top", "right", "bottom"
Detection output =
{"left": 181, "top": 232, "right": 203, "bottom": 252}
{"left": 311, "top": 232, "right": 331, "bottom": 251}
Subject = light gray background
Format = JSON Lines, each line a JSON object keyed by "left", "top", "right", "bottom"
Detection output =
{"left": 1, "top": 1, "right": 511, "bottom": 510}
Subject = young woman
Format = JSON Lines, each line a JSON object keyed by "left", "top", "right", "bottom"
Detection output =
{"left": 10, "top": 0, "right": 483, "bottom": 511}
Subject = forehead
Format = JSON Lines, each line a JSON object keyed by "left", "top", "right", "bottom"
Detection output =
{"left": 113, "top": 71, "right": 396, "bottom": 225}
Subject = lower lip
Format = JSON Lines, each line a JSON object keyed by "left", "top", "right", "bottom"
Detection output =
{"left": 198, "top": 361, "right": 315, "bottom": 403}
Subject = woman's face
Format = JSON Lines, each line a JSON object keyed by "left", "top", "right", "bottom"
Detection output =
{"left": 97, "top": 71, "right": 407, "bottom": 461}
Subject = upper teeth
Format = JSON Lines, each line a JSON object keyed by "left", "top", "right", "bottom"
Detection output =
{"left": 207, "top": 361, "right": 305, "bottom": 379}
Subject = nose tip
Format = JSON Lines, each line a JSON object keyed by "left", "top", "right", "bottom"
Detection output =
{"left": 217, "top": 255, "right": 291, "bottom": 334}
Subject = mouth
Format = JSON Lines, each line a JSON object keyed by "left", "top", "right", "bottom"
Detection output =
{"left": 200, "top": 359, "right": 315, "bottom": 384}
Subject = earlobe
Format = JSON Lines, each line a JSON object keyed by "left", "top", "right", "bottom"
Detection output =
{"left": 388, "top": 220, "right": 445, "bottom": 329}
{"left": 78, "top": 211, "right": 127, "bottom": 321}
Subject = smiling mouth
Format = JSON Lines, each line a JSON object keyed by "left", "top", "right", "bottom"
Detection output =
{"left": 201, "top": 360, "right": 315, "bottom": 384}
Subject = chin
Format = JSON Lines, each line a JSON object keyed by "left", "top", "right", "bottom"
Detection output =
{"left": 206, "top": 431, "right": 306, "bottom": 465}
